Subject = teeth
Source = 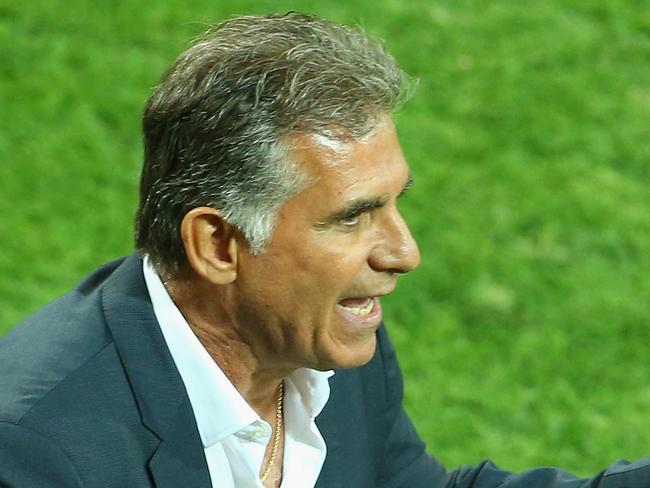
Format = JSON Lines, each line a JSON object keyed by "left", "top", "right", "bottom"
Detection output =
{"left": 338, "top": 299, "right": 374, "bottom": 316}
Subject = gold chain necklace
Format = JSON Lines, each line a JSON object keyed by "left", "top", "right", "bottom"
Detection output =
{"left": 260, "top": 381, "right": 284, "bottom": 482}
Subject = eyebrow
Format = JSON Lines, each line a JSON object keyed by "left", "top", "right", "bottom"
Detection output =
{"left": 317, "top": 174, "right": 413, "bottom": 227}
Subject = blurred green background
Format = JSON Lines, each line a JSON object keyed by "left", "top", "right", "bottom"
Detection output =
{"left": 1, "top": 0, "right": 649, "bottom": 478}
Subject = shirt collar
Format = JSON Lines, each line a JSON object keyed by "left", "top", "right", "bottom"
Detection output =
{"left": 142, "top": 257, "right": 334, "bottom": 448}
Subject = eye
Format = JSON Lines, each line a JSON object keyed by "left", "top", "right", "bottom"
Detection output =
{"left": 339, "top": 214, "right": 361, "bottom": 227}
{"left": 339, "top": 211, "right": 373, "bottom": 229}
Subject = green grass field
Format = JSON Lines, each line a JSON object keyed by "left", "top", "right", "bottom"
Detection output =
{"left": 2, "top": 0, "right": 649, "bottom": 478}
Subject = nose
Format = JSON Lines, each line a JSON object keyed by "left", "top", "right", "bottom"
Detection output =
{"left": 368, "top": 208, "right": 420, "bottom": 274}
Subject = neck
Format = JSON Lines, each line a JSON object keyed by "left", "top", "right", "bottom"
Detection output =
{"left": 165, "top": 275, "right": 289, "bottom": 420}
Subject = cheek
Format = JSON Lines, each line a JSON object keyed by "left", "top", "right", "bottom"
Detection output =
{"left": 240, "top": 251, "right": 335, "bottom": 314}
{"left": 244, "top": 231, "right": 372, "bottom": 307}
{"left": 297, "top": 243, "right": 368, "bottom": 292}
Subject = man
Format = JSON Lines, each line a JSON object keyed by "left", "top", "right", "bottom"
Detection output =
{"left": 0, "top": 12, "right": 648, "bottom": 488}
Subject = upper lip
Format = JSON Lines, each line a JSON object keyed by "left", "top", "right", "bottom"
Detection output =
{"left": 339, "top": 286, "right": 396, "bottom": 301}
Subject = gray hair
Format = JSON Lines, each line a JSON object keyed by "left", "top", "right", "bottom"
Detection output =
{"left": 135, "top": 12, "right": 415, "bottom": 276}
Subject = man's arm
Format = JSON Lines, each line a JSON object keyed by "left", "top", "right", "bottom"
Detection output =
{"left": 447, "top": 458, "right": 650, "bottom": 487}
{"left": 376, "top": 327, "right": 650, "bottom": 487}
{"left": 0, "top": 422, "right": 83, "bottom": 488}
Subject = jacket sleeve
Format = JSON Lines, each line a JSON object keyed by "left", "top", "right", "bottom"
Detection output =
{"left": 447, "top": 457, "right": 650, "bottom": 487}
{"left": 375, "top": 327, "right": 650, "bottom": 488}
{"left": 0, "top": 421, "right": 83, "bottom": 488}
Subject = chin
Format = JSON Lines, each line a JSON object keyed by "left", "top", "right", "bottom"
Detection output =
{"left": 320, "top": 334, "right": 378, "bottom": 370}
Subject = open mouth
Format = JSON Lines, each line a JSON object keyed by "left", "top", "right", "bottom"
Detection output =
{"left": 337, "top": 297, "right": 375, "bottom": 316}
{"left": 335, "top": 296, "right": 383, "bottom": 327}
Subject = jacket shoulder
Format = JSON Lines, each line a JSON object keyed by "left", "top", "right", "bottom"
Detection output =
{"left": 0, "top": 256, "right": 129, "bottom": 423}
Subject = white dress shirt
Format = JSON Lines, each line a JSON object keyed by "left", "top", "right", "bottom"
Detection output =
{"left": 142, "top": 258, "right": 334, "bottom": 488}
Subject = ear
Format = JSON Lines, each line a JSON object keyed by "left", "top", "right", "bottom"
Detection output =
{"left": 180, "top": 207, "right": 239, "bottom": 285}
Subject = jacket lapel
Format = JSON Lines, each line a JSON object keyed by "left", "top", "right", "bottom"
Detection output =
{"left": 148, "top": 400, "right": 213, "bottom": 488}
{"left": 101, "top": 254, "right": 212, "bottom": 487}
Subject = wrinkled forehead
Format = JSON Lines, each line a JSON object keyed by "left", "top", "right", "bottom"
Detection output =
{"left": 282, "top": 116, "right": 407, "bottom": 204}
{"left": 285, "top": 115, "right": 396, "bottom": 170}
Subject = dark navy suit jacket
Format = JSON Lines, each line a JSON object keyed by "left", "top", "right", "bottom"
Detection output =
{"left": 1, "top": 254, "right": 649, "bottom": 487}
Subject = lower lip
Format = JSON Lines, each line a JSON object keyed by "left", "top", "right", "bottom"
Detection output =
{"left": 335, "top": 297, "right": 382, "bottom": 328}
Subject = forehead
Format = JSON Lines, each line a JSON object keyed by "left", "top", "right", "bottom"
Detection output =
{"left": 286, "top": 119, "right": 409, "bottom": 198}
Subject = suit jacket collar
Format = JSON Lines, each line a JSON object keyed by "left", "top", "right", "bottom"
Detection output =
{"left": 100, "top": 253, "right": 212, "bottom": 487}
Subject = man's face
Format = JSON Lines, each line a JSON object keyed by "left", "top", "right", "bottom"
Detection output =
{"left": 234, "top": 118, "right": 420, "bottom": 370}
